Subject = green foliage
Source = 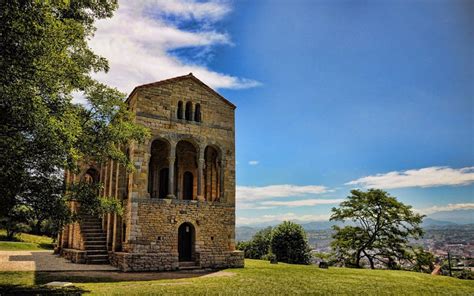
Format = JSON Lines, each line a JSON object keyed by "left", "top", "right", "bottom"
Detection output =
{"left": 271, "top": 221, "right": 311, "bottom": 264}
{"left": 454, "top": 269, "right": 474, "bottom": 280}
{"left": 237, "top": 227, "right": 273, "bottom": 259}
{"left": 411, "top": 247, "right": 435, "bottom": 273}
{"left": 67, "top": 181, "right": 124, "bottom": 218}
{"left": 0, "top": 1, "right": 149, "bottom": 237}
{"left": 330, "top": 189, "right": 425, "bottom": 269}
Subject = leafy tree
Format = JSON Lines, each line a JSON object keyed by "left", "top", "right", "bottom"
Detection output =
{"left": 237, "top": 227, "right": 273, "bottom": 259}
{"left": 0, "top": 1, "right": 149, "bottom": 238}
{"left": 411, "top": 247, "right": 435, "bottom": 273}
{"left": 271, "top": 221, "right": 311, "bottom": 264}
{"left": 330, "top": 189, "right": 424, "bottom": 269}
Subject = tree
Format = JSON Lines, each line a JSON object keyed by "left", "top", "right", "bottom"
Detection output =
{"left": 237, "top": 227, "right": 273, "bottom": 259}
{"left": 411, "top": 247, "right": 435, "bottom": 273}
{"left": 0, "top": 1, "right": 149, "bottom": 238}
{"left": 330, "top": 189, "right": 424, "bottom": 269}
{"left": 271, "top": 221, "right": 311, "bottom": 264}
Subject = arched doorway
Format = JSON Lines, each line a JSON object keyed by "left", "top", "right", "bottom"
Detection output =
{"left": 204, "top": 145, "right": 222, "bottom": 201}
{"left": 158, "top": 168, "right": 169, "bottom": 199}
{"left": 178, "top": 222, "right": 195, "bottom": 261}
{"left": 176, "top": 140, "right": 198, "bottom": 200}
{"left": 148, "top": 139, "right": 170, "bottom": 198}
{"left": 183, "top": 171, "right": 193, "bottom": 200}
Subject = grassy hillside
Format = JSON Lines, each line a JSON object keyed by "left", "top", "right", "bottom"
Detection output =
{"left": 0, "top": 260, "right": 473, "bottom": 295}
{"left": 0, "top": 230, "right": 53, "bottom": 251}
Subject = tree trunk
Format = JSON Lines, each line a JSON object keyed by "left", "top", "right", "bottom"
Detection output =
{"left": 6, "top": 227, "right": 15, "bottom": 240}
{"left": 34, "top": 220, "right": 42, "bottom": 234}
{"left": 363, "top": 250, "right": 375, "bottom": 269}
{"left": 355, "top": 249, "right": 363, "bottom": 268}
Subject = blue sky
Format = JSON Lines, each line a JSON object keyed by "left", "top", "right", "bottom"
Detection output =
{"left": 87, "top": 0, "right": 473, "bottom": 225}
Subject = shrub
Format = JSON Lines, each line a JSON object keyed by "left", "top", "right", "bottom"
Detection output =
{"left": 271, "top": 221, "right": 311, "bottom": 264}
{"left": 237, "top": 227, "right": 272, "bottom": 259}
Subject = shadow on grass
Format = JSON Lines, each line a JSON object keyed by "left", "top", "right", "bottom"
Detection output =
{"left": 0, "top": 284, "right": 88, "bottom": 295}
{"left": 38, "top": 243, "right": 54, "bottom": 249}
{"left": 0, "top": 235, "right": 21, "bottom": 242}
{"left": 34, "top": 269, "right": 218, "bottom": 284}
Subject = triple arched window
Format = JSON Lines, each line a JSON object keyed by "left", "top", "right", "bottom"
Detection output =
{"left": 177, "top": 101, "right": 201, "bottom": 122}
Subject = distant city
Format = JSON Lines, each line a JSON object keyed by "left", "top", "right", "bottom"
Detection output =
{"left": 237, "top": 218, "right": 474, "bottom": 269}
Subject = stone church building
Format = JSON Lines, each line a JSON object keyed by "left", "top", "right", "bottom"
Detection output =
{"left": 58, "top": 74, "right": 244, "bottom": 271}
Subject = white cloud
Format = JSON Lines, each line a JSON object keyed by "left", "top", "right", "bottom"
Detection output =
{"left": 248, "top": 160, "right": 259, "bottom": 166}
{"left": 260, "top": 199, "right": 344, "bottom": 207}
{"left": 237, "top": 213, "right": 331, "bottom": 225}
{"left": 83, "top": 0, "right": 259, "bottom": 100}
{"left": 237, "top": 202, "right": 275, "bottom": 210}
{"left": 346, "top": 166, "right": 474, "bottom": 189}
{"left": 237, "top": 184, "right": 330, "bottom": 202}
{"left": 416, "top": 203, "right": 474, "bottom": 215}
{"left": 143, "top": 0, "right": 232, "bottom": 21}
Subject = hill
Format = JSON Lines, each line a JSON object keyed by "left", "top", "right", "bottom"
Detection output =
{"left": 0, "top": 259, "right": 472, "bottom": 295}
{"left": 0, "top": 230, "right": 53, "bottom": 251}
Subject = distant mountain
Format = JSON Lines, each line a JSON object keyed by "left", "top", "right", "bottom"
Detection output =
{"left": 422, "top": 218, "right": 457, "bottom": 228}
{"left": 301, "top": 221, "right": 338, "bottom": 231}
{"left": 236, "top": 217, "right": 468, "bottom": 241}
{"left": 236, "top": 226, "right": 259, "bottom": 242}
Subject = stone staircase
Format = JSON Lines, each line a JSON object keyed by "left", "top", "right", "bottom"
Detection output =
{"left": 179, "top": 261, "right": 200, "bottom": 270}
{"left": 80, "top": 216, "right": 109, "bottom": 264}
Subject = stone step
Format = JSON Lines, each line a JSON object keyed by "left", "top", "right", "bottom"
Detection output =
{"left": 86, "top": 250, "right": 108, "bottom": 255}
{"left": 84, "top": 240, "right": 106, "bottom": 246}
{"left": 179, "top": 261, "right": 199, "bottom": 268}
{"left": 81, "top": 220, "right": 102, "bottom": 224}
{"left": 82, "top": 231, "right": 105, "bottom": 235}
{"left": 81, "top": 224, "right": 103, "bottom": 228}
{"left": 87, "top": 254, "right": 109, "bottom": 259}
{"left": 179, "top": 265, "right": 200, "bottom": 270}
{"left": 81, "top": 227, "right": 103, "bottom": 232}
{"left": 87, "top": 260, "right": 109, "bottom": 265}
{"left": 82, "top": 232, "right": 106, "bottom": 236}
{"left": 84, "top": 245, "right": 107, "bottom": 251}
{"left": 84, "top": 237, "right": 106, "bottom": 242}
{"left": 84, "top": 235, "right": 104, "bottom": 239}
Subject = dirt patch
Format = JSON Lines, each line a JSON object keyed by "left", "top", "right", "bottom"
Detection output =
{"left": 200, "top": 271, "right": 236, "bottom": 278}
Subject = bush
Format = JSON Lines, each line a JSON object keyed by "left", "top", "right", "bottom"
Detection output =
{"left": 271, "top": 221, "right": 311, "bottom": 264}
{"left": 237, "top": 227, "right": 272, "bottom": 259}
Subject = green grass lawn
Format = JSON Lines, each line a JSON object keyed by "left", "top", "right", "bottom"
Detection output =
{"left": 0, "top": 230, "right": 54, "bottom": 251}
{"left": 0, "top": 259, "right": 473, "bottom": 295}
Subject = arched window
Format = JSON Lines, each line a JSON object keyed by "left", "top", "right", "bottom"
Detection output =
{"left": 185, "top": 102, "right": 193, "bottom": 121}
{"left": 183, "top": 171, "right": 194, "bottom": 200}
{"left": 177, "top": 101, "right": 183, "bottom": 119}
{"left": 148, "top": 139, "right": 170, "bottom": 198}
{"left": 158, "top": 168, "right": 169, "bottom": 199}
{"left": 194, "top": 104, "right": 201, "bottom": 122}
{"left": 84, "top": 168, "right": 99, "bottom": 184}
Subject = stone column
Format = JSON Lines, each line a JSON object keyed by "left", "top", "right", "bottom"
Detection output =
{"left": 112, "top": 157, "right": 120, "bottom": 252}
{"left": 167, "top": 143, "right": 176, "bottom": 198}
{"left": 219, "top": 158, "right": 225, "bottom": 202}
{"left": 197, "top": 146, "right": 205, "bottom": 201}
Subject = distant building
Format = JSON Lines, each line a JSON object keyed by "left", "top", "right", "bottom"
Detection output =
{"left": 58, "top": 74, "right": 244, "bottom": 271}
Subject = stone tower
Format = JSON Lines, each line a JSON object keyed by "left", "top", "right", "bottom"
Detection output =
{"left": 58, "top": 74, "right": 244, "bottom": 271}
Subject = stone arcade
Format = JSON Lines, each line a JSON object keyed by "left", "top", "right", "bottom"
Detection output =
{"left": 58, "top": 74, "right": 244, "bottom": 271}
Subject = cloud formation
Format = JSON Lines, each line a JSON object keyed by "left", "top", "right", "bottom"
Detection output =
{"left": 346, "top": 166, "right": 474, "bottom": 189}
{"left": 416, "top": 203, "right": 474, "bottom": 215}
{"left": 87, "top": 0, "right": 260, "bottom": 96}
{"left": 260, "top": 199, "right": 344, "bottom": 207}
{"left": 237, "top": 184, "right": 330, "bottom": 202}
{"left": 248, "top": 160, "right": 259, "bottom": 166}
{"left": 237, "top": 213, "right": 331, "bottom": 225}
